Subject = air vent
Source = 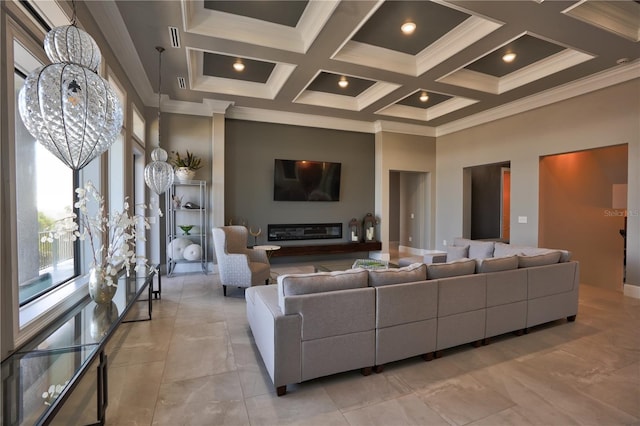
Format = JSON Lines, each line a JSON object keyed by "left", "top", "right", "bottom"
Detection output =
{"left": 177, "top": 77, "right": 187, "bottom": 89}
{"left": 168, "top": 26, "right": 180, "bottom": 48}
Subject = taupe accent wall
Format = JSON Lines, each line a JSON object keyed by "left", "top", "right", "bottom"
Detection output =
{"left": 539, "top": 145, "right": 627, "bottom": 290}
{"left": 224, "top": 119, "right": 375, "bottom": 247}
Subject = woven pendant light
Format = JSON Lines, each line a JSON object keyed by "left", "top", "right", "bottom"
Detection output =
{"left": 144, "top": 46, "right": 174, "bottom": 195}
{"left": 18, "top": 8, "right": 122, "bottom": 171}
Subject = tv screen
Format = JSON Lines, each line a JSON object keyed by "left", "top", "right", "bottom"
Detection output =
{"left": 274, "top": 159, "right": 341, "bottom": 201}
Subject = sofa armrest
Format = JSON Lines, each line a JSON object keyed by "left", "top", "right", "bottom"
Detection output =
{"left": 246, "top": 286, "right": 301, "bottom": 388}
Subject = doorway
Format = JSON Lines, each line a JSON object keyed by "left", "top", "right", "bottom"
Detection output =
{"left": 463, "top": 162, "right": 511, "bottom": 241}
{"left": 389, "top": 171, "right": 431, "bottom": 257}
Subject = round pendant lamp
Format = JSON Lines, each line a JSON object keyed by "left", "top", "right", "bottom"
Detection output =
{"left": 18, "top": 19, "right": 123, "bottom": 171}
{"left": 144, "top": 46, "right": 174, "bottom": 195}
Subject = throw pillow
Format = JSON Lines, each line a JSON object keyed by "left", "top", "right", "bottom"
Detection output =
{"left": 368, "top": 263, "right": 427, "bottom": 287}
{"left": 518, "top": 251, "right": 562, "bottom": 268}
{"left": 476, "top": 255, "right": 518, "bottom": 273}
{"left": 468, "top": 240, "right": 495, "bottom": 259}
{"left": 446, "top": 245, "right": 469, "bottom": 261}
{"left": 426, "top": 258, "right": 476, "bottom": 280}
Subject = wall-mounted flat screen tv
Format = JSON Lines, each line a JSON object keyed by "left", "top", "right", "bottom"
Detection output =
{"left": 274, "top": 159, "right": 341, "bottom": 201}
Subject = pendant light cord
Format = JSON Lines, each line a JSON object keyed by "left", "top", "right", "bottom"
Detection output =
{"left": 156, "top": 46, "right": 165, "bottom": 148}
{"left": 71, "top": 0, "right": 77, "bottom": 26}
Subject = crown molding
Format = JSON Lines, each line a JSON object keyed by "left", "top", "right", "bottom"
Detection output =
{"left": 437, "top": 60, "right": 640, "bottom": 136}
{"left": 160, "top": 95, "right": 233, "bottom": 117}
{"left": 227, "top": 106, "right": 375, "bottom": 133}
{"left": 374, "top": 120, "right": 436, "bottom": 137}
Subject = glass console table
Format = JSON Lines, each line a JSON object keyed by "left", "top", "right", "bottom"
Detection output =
{"left": 1, "top": 265, "right": 157, "bottom": 426}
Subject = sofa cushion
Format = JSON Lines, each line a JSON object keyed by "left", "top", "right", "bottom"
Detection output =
{"left": 454, "top": 238, "right": 495, "bottom": 259}
{"left": 518, "top": 251, "right": 561, "bottom": 268}
{"left": 493, "top": 242, "right": 526, "bottom": 257}
{"left": 494, "top": 243, "right": 571, "bottom": 262}
{"left": 446, "top": 245, "right": 469, "bottom": 261}
{"left": 427, "top": 258, "right": 476, "bottom": 280}
{"left": 277, "top": 269, "right": 368, "bottom": 311}
{"left": 368, "top": 263, "right": 427, "bottom": 287}
{"left": 521, "top": 246, "right": 572, "bottom": 263}
{"left": 476, "top": 255, "right": 519, "bottom": 273}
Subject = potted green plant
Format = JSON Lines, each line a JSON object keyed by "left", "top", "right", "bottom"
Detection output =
{"left": 171, "top": 150, "right": 202, "bottom": 182}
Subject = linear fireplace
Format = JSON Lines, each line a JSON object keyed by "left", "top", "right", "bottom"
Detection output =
{"left": 268, "top": 223, "right": 342, "bottom": 242}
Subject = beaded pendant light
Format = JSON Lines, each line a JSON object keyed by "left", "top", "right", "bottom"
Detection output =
{"left": 18, "top": 8, "right": 123, "bottom": 170}
{"left": 144, "top": 46, "right": 174, "bottom": 195}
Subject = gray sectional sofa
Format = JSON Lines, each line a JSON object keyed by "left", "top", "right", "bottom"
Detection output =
{"left": 245, "top": 239, "right": 580, "bottom": 396}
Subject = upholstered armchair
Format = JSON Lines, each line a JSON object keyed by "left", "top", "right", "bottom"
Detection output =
{"left": 212, "top": 226, "right": 270, "bottom": 296}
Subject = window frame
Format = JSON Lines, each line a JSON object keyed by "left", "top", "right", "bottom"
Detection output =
{"left": 1, "top": 4, "right": 103, "bottom": 353}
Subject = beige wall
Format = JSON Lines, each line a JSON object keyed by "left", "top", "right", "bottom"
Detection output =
{"left": 436, "top": 79, "right": 640, "bottom": 290}
{"left": 375, "top": 132, "right": 436, "bottom": 258}
{"left": 163, "top": 113, "right": 214, "bottom": 264}
{"left": 539, "top": 145, "right": 627, "bottom": 290}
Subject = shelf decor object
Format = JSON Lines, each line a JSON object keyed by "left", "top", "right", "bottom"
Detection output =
{"left": 171, "top": 151, "right": 202, "bottom": 182}
{"left": 179, "top": 225, "right": 193, "bottom": 235}
{"left": 348, "top": 218, "right": 361, "bottom": 243}
{"left": 144, "top": 46, "right": 174, "bottom": 195}
{"left": 363, "top": 213, "right": 378, "bottom": 242}
{"left": 18, "top": 6, "right": 123, "bottom": 171}
{"left": 249, "top": 226, "right": 262, "bottom": 246}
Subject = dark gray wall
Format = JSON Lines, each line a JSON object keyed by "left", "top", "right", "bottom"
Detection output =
{"left": 225, "top": 119, "right": 375, "bottom": 246}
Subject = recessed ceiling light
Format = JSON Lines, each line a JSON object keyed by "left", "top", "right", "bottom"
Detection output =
{"left": 233, "top": 59, "right": 245, "bottom": 72}
{"left": 401, "top": 21, "right": 416, "bottom": 35}
{"left": 338, "top": 76, "right": 349, "bottom": 88}
{"left": 502, "top": 52, "right": 516, "bottom": 63}
{"left": 419, "top": 91, "right": 429, "bottom": 102}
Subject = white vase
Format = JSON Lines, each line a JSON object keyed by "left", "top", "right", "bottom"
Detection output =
{"left": 88, "top": 267, "right": 117, "bottom": 304}
{"left": 175, "top": 167, "right": 196, "bottom": 182}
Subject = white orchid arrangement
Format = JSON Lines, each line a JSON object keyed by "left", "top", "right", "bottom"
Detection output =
{"left": 42, "top": 181, "right": 151, "bottom": 286}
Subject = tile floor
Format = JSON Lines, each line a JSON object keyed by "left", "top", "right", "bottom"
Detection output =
{"left": 102, "top": 262, "right": 640, "bottom": 426}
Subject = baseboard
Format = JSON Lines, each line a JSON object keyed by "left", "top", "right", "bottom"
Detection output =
{"left": 164, "top": 262, "right": 214, "bottom": 276}
{"left": 623, "top": 283, "right": 640, "bottom": 299}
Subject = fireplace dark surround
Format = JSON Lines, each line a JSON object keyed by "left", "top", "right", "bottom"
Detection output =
{"left": 268, "top": 223, "right": 342, "bottom": 242}
{"left": 266, "top": 223, "right": 381, "bottom": 258}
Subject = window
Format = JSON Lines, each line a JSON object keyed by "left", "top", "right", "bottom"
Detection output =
{"left": 14, "top": 41, "right": 78, "bottom": 306}
{"left": 132, "top": 105, "right": 145, "bottom": 143}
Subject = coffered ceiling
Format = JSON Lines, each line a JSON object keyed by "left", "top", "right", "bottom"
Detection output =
{"left": 86, "top": 0, "right": 640, "bottom": 135}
